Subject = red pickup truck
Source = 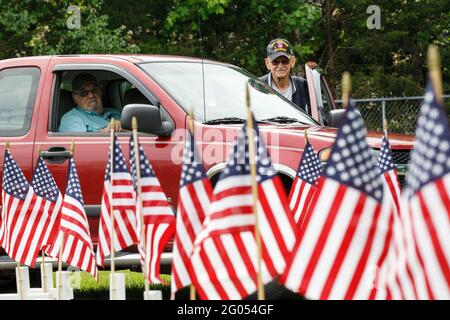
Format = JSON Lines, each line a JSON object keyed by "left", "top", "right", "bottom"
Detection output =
{"left": 0, "top": 54, "right": 414, "bottom": 274}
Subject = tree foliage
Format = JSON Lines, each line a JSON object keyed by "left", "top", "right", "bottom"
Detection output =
{"left": 0, "top": 0, "right": 448, "bottom": 98}
{"left": 321, "top": 0, "right": 449, "bottom": 97}
{"left": 0, "top": 0, "right": 138, "bottom": 57}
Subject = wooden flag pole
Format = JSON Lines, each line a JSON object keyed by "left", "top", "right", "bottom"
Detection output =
{"left": 428, "top": 45, "right": 443, "bottom": 105}
{"left": 187, "top": 108, "right": 197, "bottom": 301}
{"left": 342, "top": 71, "right": 351, "bottom": 108}
{"left": 188, "top": 109, "right": 195, "bottom": 136}
{"left": 17, "top": 263, "right": 23, "bottom": 300}
{"left": 7, "top": 142, "right": 24, "bottom": 300}
{"left": 57, "top": 141, "right": 74, "bottom": 300}
{"left": 37, "top": 145, "right": 48, "bottom": 294}
{"left": 131, "top": 118, "right": 150, "bottom": 298}
{"left": 57, "top": 233, "right": 64, "bottom": 300}
{"left": 383, "top": 118, "right": 389, "bottom": 140}
{"left": 304, "top": 129, "right": 309, "bottom": 144}
{"left": 109, "top": 119, "right": 117, "bottom": 300}
{"left": 245, "top": 84, "right": 265, "bottom": 300}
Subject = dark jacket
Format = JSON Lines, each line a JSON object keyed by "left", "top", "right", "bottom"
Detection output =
{"left": 259, "top": 73, "right": 310, "bottom": 114}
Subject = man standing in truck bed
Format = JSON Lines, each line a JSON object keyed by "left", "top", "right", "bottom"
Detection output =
{"left": 259, "top": 38, "right": 310, "bottom": 115}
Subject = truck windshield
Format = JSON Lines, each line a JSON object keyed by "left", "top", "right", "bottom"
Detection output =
{"left": 140, "top": 62, "right": 319, "bottom": 125}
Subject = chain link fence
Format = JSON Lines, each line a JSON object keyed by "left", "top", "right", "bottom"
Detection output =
{"left": 335, "top": 95, "right": 450, "bottom": 135}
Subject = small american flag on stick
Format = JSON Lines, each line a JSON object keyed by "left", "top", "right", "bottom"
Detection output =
{"left": 288, "top": 138, "right": 323, "bottom": 227}
{"left": 374, "top": 135, "right": 417, "bottom": 299}
{"left": 129, "top": 135, "right": 175, "bottom": 284}
{"left": 46, "top": 157, "right": 98, "bottom": 279}
{"left": 29, "top": 156, "right": 62, "bottom": 263}
{"left": 171, "top": 130, "right": 212, "bottom": 295}
{"left": 399, "top": 81, "right": 450, "bottom": 299}
{"left": 1, "top": 152, "right": 62, "bottom": 267}
{"left": 190, "top": 116, "right": 297, "bottom": 300}
{"left": 96, "top": 133, "right": 138, "bottom": 267}
{"left": 281, "top": 101, "right": 394, "bottom": 299}
{"left": 0, "top": 150, "right": 40, "bottom": 266}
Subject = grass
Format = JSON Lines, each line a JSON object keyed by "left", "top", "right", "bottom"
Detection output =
{"left": 53, "top": 270, "right": 171, "bottom": 300}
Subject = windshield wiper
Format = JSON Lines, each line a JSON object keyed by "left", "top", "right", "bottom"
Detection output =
{"left": 260, "top": 116, "right": 305, "bottom": 124}
{"left": 203, "top": 117, "right": 246, "bottom": 125}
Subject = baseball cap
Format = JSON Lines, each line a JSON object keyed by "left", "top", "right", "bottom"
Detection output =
{"left": 267, "top": 38, "right": 293, "bottom": 61}
{"left": 72, "top": 72, "right": 100, "bottom": 92}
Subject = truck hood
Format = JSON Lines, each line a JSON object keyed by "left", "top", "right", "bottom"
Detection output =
{"left": 258, "top": 123, "right": 415, "bottom": 151}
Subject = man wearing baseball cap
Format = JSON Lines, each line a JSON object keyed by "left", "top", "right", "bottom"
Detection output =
{"left": 59, "top": 72, "right": 121, "bottom": 132}
{"left": 259, "top": 38, "right": 309, "bottom": 114}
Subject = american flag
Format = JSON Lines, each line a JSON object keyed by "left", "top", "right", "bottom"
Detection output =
{"left": 22, "top": 156, "right": 63, "bottom": 267}
{"left": 171, "top": 130, "right": 212, "bottom": 296}
{"left": 46, "top": 158, "right": 98, "bottom": 279}
{"left": 288, "top": 140, "right": 323, "bottom": 227}
{"left": 96, "top": 133, "right": 139, "bottom": 267}
{"left": 399, "top": 81, "right": 450, "bottom": 299}
{"left": 0, "top": 150, "right": 39, "bottom": 266}
{"left": 281, "top": 102, "right": 394, "bottom": 299}
{"left": 190, "top": 116, "right": 297, "bottom": 300}
{"left": 129, "top": 135, "right": 175, "bottom": 284}
{"left": 378, "top": 137, "right": 401, "bottom": 214}
{"left": 372, "top": 135, "right": 419, "bottom": 299}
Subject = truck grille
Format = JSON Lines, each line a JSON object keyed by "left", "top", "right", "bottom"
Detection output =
{"left": 391, "top": 150, "right": 411, "bottom": 165}
{"left": 391, "top": 149, "right": 411, "bottom": 187}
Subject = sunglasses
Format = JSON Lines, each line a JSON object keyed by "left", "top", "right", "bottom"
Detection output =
{"left": 270, "top": 59, "right": 291, "bottom": 66}
{"left": 75, "top": 86, "right": 102, "bottom": 97}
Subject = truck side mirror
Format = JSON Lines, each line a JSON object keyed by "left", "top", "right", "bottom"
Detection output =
{"left": 120, "top": 104, "right": 173, "bottom": 136}
{"left": 328, "top": 109, "right": 347, "bottom": 128}
{"left": 329, "top": 108, "right": 363, "bottom": 128}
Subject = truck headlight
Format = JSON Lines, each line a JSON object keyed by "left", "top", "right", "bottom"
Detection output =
{"left": 318, "top": 147, "right": 332, "bottom": 162}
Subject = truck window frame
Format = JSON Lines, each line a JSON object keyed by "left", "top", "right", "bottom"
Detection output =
{"left": 48, "top": 64, "right": 173, "bottom": 137}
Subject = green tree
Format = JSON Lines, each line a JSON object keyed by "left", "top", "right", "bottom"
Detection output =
{"left": 319, "top": 0, "right": 449, "bottom": 98}
{"left": 156, "top": 0, "right": 322, "bottom": 75}
{"left": 1, "top": 0, "right": 447, "bottom": 100}
{"left": 0, "top": 0, "right": 138, "bottom": 58}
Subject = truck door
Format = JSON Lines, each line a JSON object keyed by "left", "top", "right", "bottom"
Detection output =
{"left": 35, "top": 57, "right": 182, "bottom": 246}
{"left": 305, "top": 61, "right": 338, "bottom": 125}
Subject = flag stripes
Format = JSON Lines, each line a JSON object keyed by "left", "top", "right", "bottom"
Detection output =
{"left": 50, "top": 232, "right": 98, "bottom": 279}
{"left": 10, "top": 196, "right": 46, "bottom": 266}
{"left": 96, "top": 138, "right": 139, "bottom": 268}
{"left": 399, "top": 81, "right": 450, "bottom": 299}
{"left": 288, "top": 141, "right": 323, "bottom": 227}
{"left": 281, "top": 103, "right": 389, "bottom": 300}
{"left": 39, "top": 196, "right": 62, "bottom": 251}
{"left": 60, "top": 196, "right": 94, "bottom": 249}
{"left": 0, "top": 189, "right": 39, "bottom": 266}
{"left": 283, "top": 179, "right": 392, "bottom": 299}
{"left": 171, "top": 178, "right": 211, "bottom": 292}
{"left": 289, "top": 180, "right": 316, "bottom": 226}
{"left": 44, "top": 158, "right": 98, "bottom": 279}
{"left": 129, "top": 136, "right": 175, "bottom": 285}
{"left": 191, "top": 230, "right": 274, "bottom": 299}
{"left": 28, "top": 156, "right": 63, "bottom": 262}
{"left": 142, "top": 219, "right": 175, "bottom": 283}
{"left": 409, "top": 175, "right": 450, "bottom": 295}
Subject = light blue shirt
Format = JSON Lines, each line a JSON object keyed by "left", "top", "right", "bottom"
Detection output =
{"left": 59, "top": 106, "right": 121, "bottom": 132}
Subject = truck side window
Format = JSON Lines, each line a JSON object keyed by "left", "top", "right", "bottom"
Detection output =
{"left": 0, "top": 67, "right": 40, "bottom": 136}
